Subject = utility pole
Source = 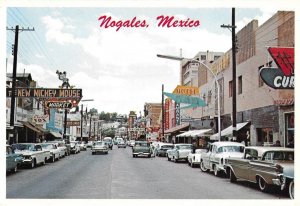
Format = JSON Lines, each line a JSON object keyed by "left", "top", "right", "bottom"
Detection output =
{"left": 6, "top": 25, "right": 34, "bottom": 144}
{"left": 162, "top": 84, "right": 165, "bottom": 141}
{"left": 80, "top": 104, "right": 83, "bottom": 141}
{"left": 221, "top": 8, "right": 237, "bottom": 141}
{"left": 89, "top": 113, "right": 92, "bottom": 140}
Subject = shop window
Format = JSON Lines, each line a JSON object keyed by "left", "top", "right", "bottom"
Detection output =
{"left": 285, "top": 113, "right": 294, "bottom": 148}
{"left": 257, "top": 128, "right": 273, "bottom": 145}
{"left": 258, "top": 65, "right": 264, "bottom": 87}
{"left": 238, "top": 76, "right": 242, "bottom": 94}
{"left": 201, "top": 55, "right": 206, "bottom": 60}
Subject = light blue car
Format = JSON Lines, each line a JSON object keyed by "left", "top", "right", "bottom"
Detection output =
{"left": 6, "top": 145, "right": 23, "bottom": 173}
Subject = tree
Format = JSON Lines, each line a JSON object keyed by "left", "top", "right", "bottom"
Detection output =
{"left": 89, "top": 108, "right": 98, "bottom": 115}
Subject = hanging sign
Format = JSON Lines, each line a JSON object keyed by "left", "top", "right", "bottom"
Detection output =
{"left": 66, "top": 121, "right": 80, "bottom": 127}
{"left": 6, "top": 88, "right": 82, "bottom": 98}
{"left": 32, "top": 115, "right": 49, "bottom": 124}
{"left": 259, "top": 67, "right": 294, "bottom": 89}
{"left": 46, "top": 101, "right": 73, "bottom": 109}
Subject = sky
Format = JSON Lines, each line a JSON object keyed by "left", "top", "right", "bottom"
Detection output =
{"left": 4, "top": 4, "right": 283, "bottom": 115}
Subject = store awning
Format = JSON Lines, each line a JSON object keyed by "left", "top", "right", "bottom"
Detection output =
{"left": 22, "top": 121, "right": 41, "bottom": 133}
{"left": 210, "top": 122, "right": 250, "bottom": 140}
{"left": 190, "top": 129, "right": 212, "bottom": 137}
{"left": 33, "top": 124, "right": 49, "bottom": 133}
{"left": 50, "top": 131, "right": 62, "bottom": 138}
{"left": 177, "top": 129, "right": 212, "bottom": 137}
{"left": 164, "top": 123, "right": 189, "bottom": 134}
{"left": 177, "top": 130, "right": 195, "bottom": 137}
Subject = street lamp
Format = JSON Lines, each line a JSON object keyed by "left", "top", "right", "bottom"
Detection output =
{"left": 157, "top": 54, "right": 221, "bottom": 141}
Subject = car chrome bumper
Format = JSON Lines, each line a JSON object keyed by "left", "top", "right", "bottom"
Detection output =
{"left": 133, "top": 152, "right": 150, "bottom": 156}
{"left": 92, "top": 149, "right": 108, "bottom": 152}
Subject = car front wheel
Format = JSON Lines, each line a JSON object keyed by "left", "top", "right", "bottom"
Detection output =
{"left": 13, "top": 165, "right": 18, "bottom": 173}
{"left": 229, "top": 169, "right": 237, "bottom": 182}
{"left": 289, "top": 180, "right": 294, "bottom": 199}
{"left": 200, "top": 161, "right": 208, "bottom": 172}
{"left": 31, "top": 159, "right": 36, "bottom": 168}
{"left": 213, "top": 165, "right": 219, "bottom": 176}
{"left": 258, "top": 176, "right": 269, "bottom": 192}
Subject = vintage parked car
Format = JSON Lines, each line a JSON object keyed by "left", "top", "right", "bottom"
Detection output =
{"left": 280, "top": 164, "right": 294, "bottom": 199}
{"left": 187, "top": 148, "right": 207, "bottom": 168}
{"left": 86, "top": 141, "right": 94, "bottom": 148}
{"left": 48, "top": 140, "right": 70, "bottom": 156}
{"left": 78, "top": 141, "right": 87, "bottom": 151}
{"left": 103, "top": 137, "right": 113, "bottom": 150}
{"left": 40, "top": 143, "right": 65, "bottom": 162}
{"left": 117, "top": 140, "right": 126, "bottom": 148}
{"left": 91, "top": 141, "right": 109, "bottom": 154}
{"left": 200, "top": 141, "right": 245, "bottom": 176}
{"left": 128, "top": 140, "right": 135, "bottom": 147}
{"left": 224, "top": 146, "right": 294, "bottom": 195}
{"left": 166, "top": 144, "right": 193, "bottom": 162}
{"left": 70, "top": 141, "right": 81, "bottom": 154}
{"left": 12, "top": 143, "right": 51, "bottom": 168}
{"left": 132, "top": 141, "right": 151, "bottom": 158}
{"left": 6, "top": 145, "right": 23, "bottom": 173}
{"left": 155, "top": 143, "right": 174, "bottom": 157}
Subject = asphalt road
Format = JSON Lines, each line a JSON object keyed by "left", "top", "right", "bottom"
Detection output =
{"left": 6, "top": 146, "right": 289, "bottom": 199}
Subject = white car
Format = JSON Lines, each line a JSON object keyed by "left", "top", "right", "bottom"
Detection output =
{"left": 92, "top": 141, "right": 109, "bottom": 154}
{"left": 78, "top": 141, "right": 87, "bottom": 151}
{"left": 200, "top": 141, "right": 245, "bottom": 176}
{"left": 128, "top": 140, "right": 135, "bottom": 147}
{"left": 86, "top": 141, "right": 93, "bottom": 148}
{"left": 155, "top": 143, "right": 174, "bottom": 157}
{"left": 40, "top": 143, "right": 65, "bottom": 162}
{"left": 70, "top": 141, "right": 81, "bottom": 154}
{"left": 166, "top": 144, "right": 193, "bottom": 163}
{"left": 187, "top": 149, "right": 207, "bottom": 168}
{"left": 12, "top": 143, "right": 51, "bottom": 168}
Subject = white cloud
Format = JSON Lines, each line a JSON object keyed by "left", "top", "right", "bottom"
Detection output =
{"left": 29, "top": 10, "right": 277, "bottom": 114}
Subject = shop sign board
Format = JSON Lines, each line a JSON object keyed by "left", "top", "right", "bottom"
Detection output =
{"left": 6, "top": 88, "right": 82, "bottom": 98}
{"left": 172, "top": 85, "right": 199, "bottom": 95}
{"left": 32, "top": 115, "right": 49, "bottom": 124}
{"left": 46, "top": 101, "right": 73, "bottom": 109}
{"left": 259, "top": 68, "right": 294, "bottom": 89}
{"left": 66, "top": 121, "right": 80, "bottom": 127}
{"left": 260, "top": 47, "right": 294, "bottom": 90}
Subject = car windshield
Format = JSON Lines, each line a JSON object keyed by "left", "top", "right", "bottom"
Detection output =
{"left": 262, "top": 151, "right": 294, "bottom": 161}
{"left": 135, "top": 142, "right": 148, "bottom": 147}
{"left": 12, "top": 144, "right": 34, "bottom": 151}
{"left": 40, "top": 144, "right": 54, "bottom": 149}
{"left": 217, "top": 146, "right": 244, "bottom": 153}
{"left": 95, "top": 142, "right": 105, "bottom": 146}
{"left": 161, "top": 145, "right": 173, "bottom": 149}
{"left": 178, "top": 145, "right": 192, "bottom": 149}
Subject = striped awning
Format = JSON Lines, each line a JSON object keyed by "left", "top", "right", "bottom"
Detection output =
{"left": 210, "top": 122, "right": 250, "bottom": 140}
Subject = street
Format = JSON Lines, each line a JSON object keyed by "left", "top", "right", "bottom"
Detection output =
{"left": 6, "top": 146, "right": 289, "bottom": 199}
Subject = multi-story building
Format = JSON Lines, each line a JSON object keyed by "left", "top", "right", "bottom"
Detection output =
{"left": 144, "top": 103, "right": 161, "bottom": 141}
{"left": 6, "top": 73, "right": 48, "bottom": 143}
{"left": 185, "top": 11, "right": 294, "bottom": 147}
{"left": 180, "top": 51, "right": 224, "bottom": 86}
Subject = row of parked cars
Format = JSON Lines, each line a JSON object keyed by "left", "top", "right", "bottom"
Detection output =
{"left": 146, "top": 141, "right": 294, "bottom": 199}
{"left": 6, "top": 140, "right": 87, "bottom": 173}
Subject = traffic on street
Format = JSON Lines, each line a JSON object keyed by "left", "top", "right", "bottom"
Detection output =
{"left": 7, "top": 142, "right": 290, "bottom": 199}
